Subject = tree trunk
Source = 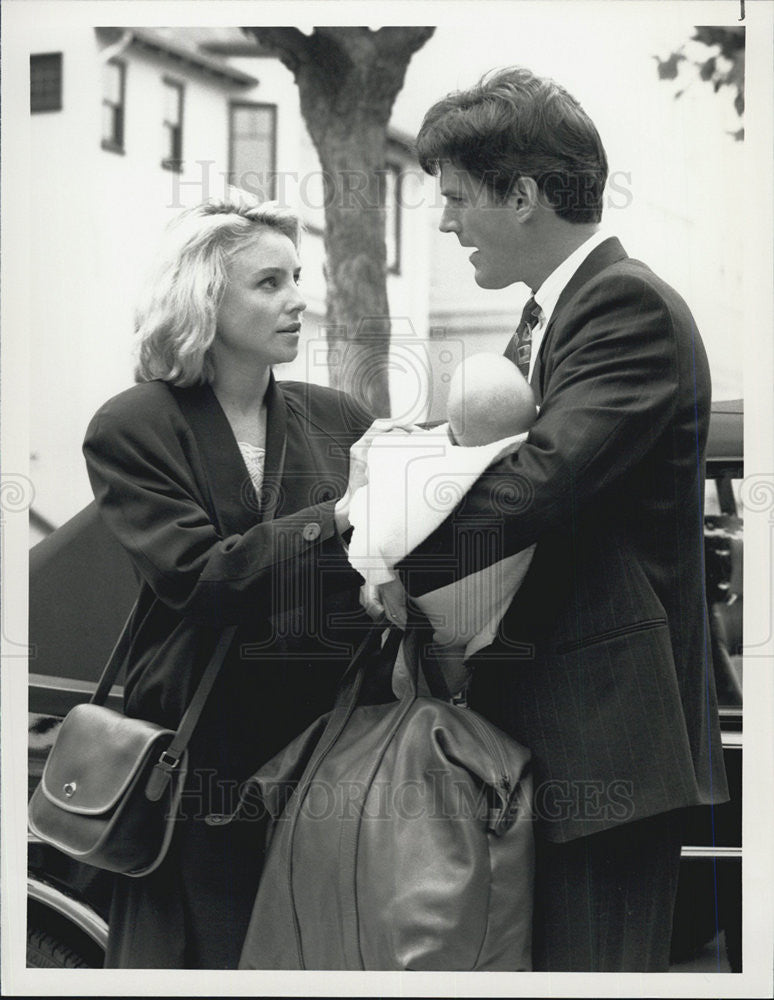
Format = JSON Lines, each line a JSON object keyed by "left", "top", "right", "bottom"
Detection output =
{"left": 244, "top": 26, "right": 435, "bottom": 416}
{"left": 314, "top": 118, "right": 391, "bottom": 414}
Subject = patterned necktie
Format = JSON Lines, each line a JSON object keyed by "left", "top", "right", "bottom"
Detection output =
{"left": 509, "top": 296, "right": 541, "bottom": 379}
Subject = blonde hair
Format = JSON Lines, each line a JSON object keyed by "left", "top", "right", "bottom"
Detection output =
{"left": 134, "top": 190, "right": 301, "bottom": 386}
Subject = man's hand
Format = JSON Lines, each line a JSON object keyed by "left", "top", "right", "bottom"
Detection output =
{"left": 378, "top": 577, "right": 408, "bottom": 628}
{"left": 357, "top": 579, "right": 409, "bottom": 627}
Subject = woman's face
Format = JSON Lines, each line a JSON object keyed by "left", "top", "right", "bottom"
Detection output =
{"left": 214, "top": 227, "right": 306, "bottom": 371}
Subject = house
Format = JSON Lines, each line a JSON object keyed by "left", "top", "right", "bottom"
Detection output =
{"left": 28, "top": 24, "right": 743, "bottom": 542}
{"left": 28, "top": 26, "right": 430, "bottom": 538}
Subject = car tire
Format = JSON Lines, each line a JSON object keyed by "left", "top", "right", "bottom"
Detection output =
{"left": 27, "top": 926, "right": 93, "bottom": 969}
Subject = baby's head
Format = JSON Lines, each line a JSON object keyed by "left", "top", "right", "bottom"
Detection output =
{"left": 447, "top": 353, "right": 537, "bottom": 447}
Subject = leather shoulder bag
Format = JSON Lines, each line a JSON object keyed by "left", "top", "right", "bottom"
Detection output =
{"left": 28, "top": 611, "right": 237, "bottom": 876}
{"left": 28, "top": 382, "right": 281, "bottom": 877}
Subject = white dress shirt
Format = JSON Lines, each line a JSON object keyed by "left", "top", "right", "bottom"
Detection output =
{"left": 527, "top": 229, "right": 611, "bottom": 383}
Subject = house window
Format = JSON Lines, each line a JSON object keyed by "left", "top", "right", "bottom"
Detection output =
{"left": 162, "top": 79, "right": 184, "bottom": 172}
{"left": 229, "top": 103, "right": 277, "bottom": 200}
{"left": 30, "top": 53, "right": 63, "bottom": 113}
{"left": 383, "top": 162, "right": 403, "bottom": 274}
{"left": 101, "top": 60, "right": 125, "bottom": 152}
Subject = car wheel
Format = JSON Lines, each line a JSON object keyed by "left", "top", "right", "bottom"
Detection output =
{"left": 27, "top": 926, "right": 94, "bottom": 968}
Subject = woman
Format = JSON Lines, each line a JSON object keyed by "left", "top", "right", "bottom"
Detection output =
{"left": 83, "top": 192, "right": 375, "bottom": 968}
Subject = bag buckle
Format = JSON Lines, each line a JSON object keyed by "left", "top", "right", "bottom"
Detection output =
{"left": 145, "top": 748, "right": 182, "bottom": 802}
{"left": 157, "top": 750, "right": 180, "bottom": 771}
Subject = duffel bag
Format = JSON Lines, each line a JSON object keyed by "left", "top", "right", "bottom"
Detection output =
{"left": 231, "top": 627, "right": 534, "bottom": 971}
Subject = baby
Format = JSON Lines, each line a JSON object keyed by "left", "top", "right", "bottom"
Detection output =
{"left": 446, "top": 352, "right": 538, "bottom": 447}
{"left": 350, "top": 353, "right": 538, "bottom": 696}
{"left": 410, "top": 354, "right": 537, "bottom": 689}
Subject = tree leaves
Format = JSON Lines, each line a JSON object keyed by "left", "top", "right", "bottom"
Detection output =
{"left": 654, "top": 51, "right": 686, "bottom": 81}
{"left": 654, "top": 26, "right": 744, "bottom": 141}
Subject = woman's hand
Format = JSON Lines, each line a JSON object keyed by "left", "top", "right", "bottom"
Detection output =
{"left": 334, "top": 419, "right": 413, "bottom": 535}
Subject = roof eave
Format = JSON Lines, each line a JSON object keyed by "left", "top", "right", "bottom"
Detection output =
{"left": 95, "top": 27, "right": 258, "bottom": 87}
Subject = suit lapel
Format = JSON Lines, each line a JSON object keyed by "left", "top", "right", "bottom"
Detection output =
{"left": 532, "top": 237, "right": 628, "bottom": 403}
{"left": 279, "top": 383, "right": 343, "bottom": 514}
{"left": 261, "top": 375, "right": 288, "bottom": 522}
{"left": 170, "top": 381, "right": 286, "bottom": 535}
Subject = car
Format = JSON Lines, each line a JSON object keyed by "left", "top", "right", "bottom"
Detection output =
{"left": 27, "top": 502, "right": 136, "bottom": 967}
{"left": 669, "top": 398, "right": 743, "bottom": 973}
{"left": 25, "top": 400, "right": 744, "bottom": 969}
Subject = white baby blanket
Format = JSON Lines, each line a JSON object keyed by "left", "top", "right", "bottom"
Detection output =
{"left": 347, "top": 424, "right": 536, "bottom": 663}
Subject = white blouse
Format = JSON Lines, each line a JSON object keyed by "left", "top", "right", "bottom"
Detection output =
{"left": 237, "top": 441, "right": 266, "bottom": 496}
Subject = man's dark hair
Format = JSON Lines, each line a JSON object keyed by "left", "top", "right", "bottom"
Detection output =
{"left": 416, "top": 66, "right": 609, "bottom": 224}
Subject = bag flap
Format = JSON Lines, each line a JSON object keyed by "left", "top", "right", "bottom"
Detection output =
{"left": 40, "top": 703, "right": 172, "bottom": 816}
{"left": 407, "top": 699, "right": 533, "bottom": 835}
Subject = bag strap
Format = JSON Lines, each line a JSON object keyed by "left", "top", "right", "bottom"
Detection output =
{"left": 92, "top": 379, "right": 287, "bottom": 802}
{"left": 278, "top": 624, "right": 404, "bottom": 969}
{"left": 204, "top": 625, "right": 401, "bottom": 831}
{"left": 89, "top": 603, "right": 139, "bottom": 706}
{"left": 319, "top": 625, "right": 404, "bottom": 748}
{"left": 287, "top": 620, "right": 449, "bottom": 968}
{"left": 264, "top": 620, "right": 441, "bottom": 824}
{"left": 391, "top": 603, "right": 454, "bottom": 701}
{"left": 144, "top": 624, "right": 237, "bottom": 801}
{"left": 87, "top": 605, "right": 237, "bottom": 801}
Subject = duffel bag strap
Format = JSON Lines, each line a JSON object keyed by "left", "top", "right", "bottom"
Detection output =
{"left": 392, "top": 604, "right": 456, "bottom": 702}
{"left": 204, "top": 625, "right": 403, "bottom": 829}
{"left": 281, "top": 625, "right": 404, "bottom": 796}
{"left": 276, "top": 624, "right": 405, "bottom": 969}
{"left": 280, "top": 625, "right": 403, "bottom": 790}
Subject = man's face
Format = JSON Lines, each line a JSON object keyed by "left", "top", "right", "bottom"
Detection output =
{"left": 438, "top": 163, "right": 527, "bottom": 289}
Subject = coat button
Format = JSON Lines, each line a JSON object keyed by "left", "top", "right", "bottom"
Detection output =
{"left": 302, "top": 522, "right": 322, "bottom": 541}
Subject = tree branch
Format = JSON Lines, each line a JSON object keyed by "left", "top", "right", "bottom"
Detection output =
{"left": 373, "top": 26, "right": 436, "bottom": 59}
{"left": 242, "top": 27, "right": 317, "bottom": 77}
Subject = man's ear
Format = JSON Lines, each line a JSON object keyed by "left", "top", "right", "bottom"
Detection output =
{"left": 507, "top": 176, "right": 540, "bottom": 220}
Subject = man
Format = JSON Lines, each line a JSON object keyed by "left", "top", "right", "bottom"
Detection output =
{"left": 397, "top": 66, "right": 729, "bottom": 971}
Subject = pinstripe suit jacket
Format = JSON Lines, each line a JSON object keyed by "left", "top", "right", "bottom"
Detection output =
{"left": 399, "top": 238, "right": 729, "bottom": 842}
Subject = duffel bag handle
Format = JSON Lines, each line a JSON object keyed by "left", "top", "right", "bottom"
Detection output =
{"left": 204, "top": 624, "right": 403, "bottom": 828}
{"left": 391, "top": 606, "right": 457, "bottom": 703}
{"left": 294, "top": 625, "right": 404, "bottom": 776}
{"left": 272, "top": 622, "right": 444, "bottom": 820}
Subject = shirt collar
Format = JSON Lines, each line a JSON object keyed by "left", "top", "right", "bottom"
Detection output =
{"left": 533, "top": 229, "right": 610, "bottom": 329}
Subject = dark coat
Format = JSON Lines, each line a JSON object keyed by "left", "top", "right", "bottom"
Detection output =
{"left": 400, "top": 238, "right": 729, "bottom": 843}
{"left": 82, "top": 376, "right": 373, "bottom": 967}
